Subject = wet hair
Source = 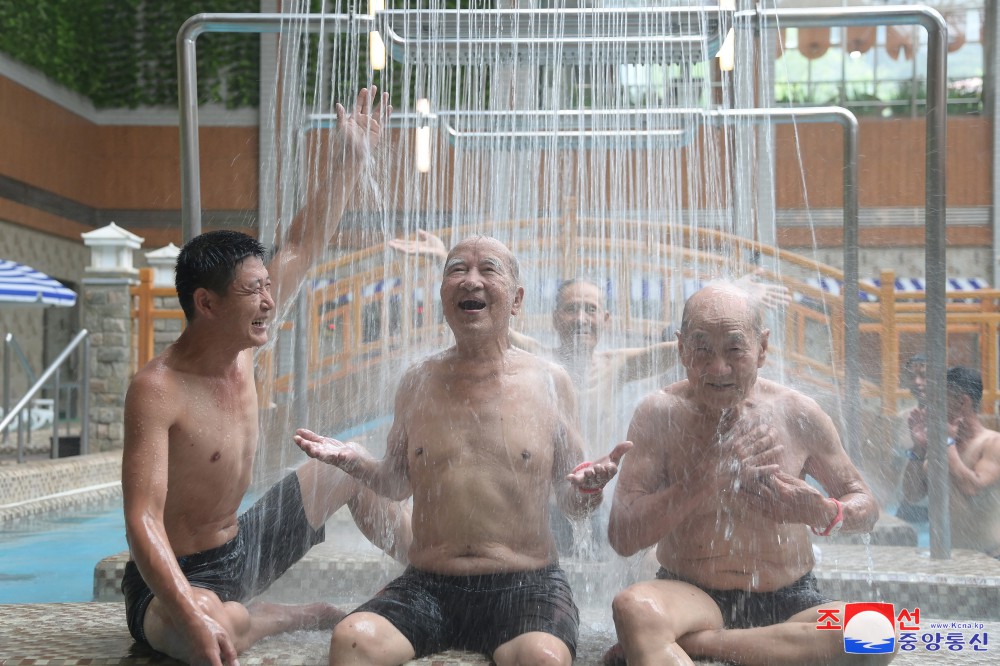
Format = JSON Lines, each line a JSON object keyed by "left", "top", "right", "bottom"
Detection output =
{"left": 947, "top": 366, "right": 983, "bottom": 411}
{"left": 680, "top": 283, "right": 765, "bottom": 335}
{"left": 555, "top": 278, "right": 605, "bottom": 306}
{"left": 175, "top": 230, "right": 267, "bottom": 321}
{"left": 904, "top": 353, "right": 927, "bottom": 371}
{"left": 447, "top": 235, "right": 521, "bottom": 286}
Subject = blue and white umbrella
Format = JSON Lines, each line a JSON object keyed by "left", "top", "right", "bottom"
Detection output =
{"left": 0, "top": 259, "right": 77, "bottom": 307}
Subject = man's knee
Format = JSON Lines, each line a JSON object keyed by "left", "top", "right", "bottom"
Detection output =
{"left": 611, "top": 583, "right": 667, "bottom": 632}
{"left": 144, "top": 590, "right": 237, "bottom": 658}
{"left": 493, "top": 632, "right": 572, "bottom": 666}
{"left": 329, "top": 613, "right": 411, "bottom": 666}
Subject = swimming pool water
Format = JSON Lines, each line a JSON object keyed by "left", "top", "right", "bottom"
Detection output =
{"left": 0, "top": 501, "right": 126, "bottom": 603}
{"left": 0, "top": 489, "right": 277, "bottom": 604}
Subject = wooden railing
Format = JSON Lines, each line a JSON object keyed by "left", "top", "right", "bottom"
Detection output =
{"left": 127, "top": 222, "right": 999, "bottom": 417}
{"left": 861, "top": 268, "right": 1000, "bottom": 416}
{"left": 129, "top": 269, "right": 184, "bottom": 370}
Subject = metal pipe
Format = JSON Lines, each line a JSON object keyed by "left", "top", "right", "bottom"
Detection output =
{"left": 378, "top": 6, "right": 723, "bottom": 57}
{"left": 177, "top": 13, "right": 371, "bottom": 242}
{"left": 751, "top": 4, "right": 949, "bottom": 558}
{"left": 80, "top": 334, "right": 90, "bottom": 455}
{"left": 178, "top": 5, "right": 948, "bottom": 555}
{"left": 50, "top": 367, "right": 61, "bottom": 459}
{"left": 2, "top": 333, "right": 9, "bottom": 443}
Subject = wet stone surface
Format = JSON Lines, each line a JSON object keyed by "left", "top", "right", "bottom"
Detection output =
{"left": 1, "top": 601, "right": 997, "bottom": 665}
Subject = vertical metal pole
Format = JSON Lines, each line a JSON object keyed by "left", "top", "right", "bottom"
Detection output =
{"left": 177, "top": 17, "right": 205, "bottom": 242}
{"left": 17, "top": 410, "right": 25, "bottom": 464}
{"left": 176, "top": 13, "right": 371, "bottom": 244}
{"left": 754, "top": 4, "right": 950, "bottom": 558}
{"left": 258, "top": 1, "right": 280, "bottom": 250}
{"left": 80, "top": 333, "right": 90, "bottom": 455}
{"left": 51, "top": 367, "right": 61, "bottom": 459}
{"left": 2, "top": 333, "right": 10, "bottom": 444}
{"left": 922, "top": 7, "right": 951, "bottom": 560}
{"left": 841, "top": 110, "right": 861, "bottom": 462}
{"left": 988, "top": 3, "right": 1000, "bottom": 289}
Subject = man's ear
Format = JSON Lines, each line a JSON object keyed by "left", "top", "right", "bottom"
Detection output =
{"left": 193, "top": 287, "right": 215, "bottom": 318}
{"left": 757, "top": 328, "right": 770, "bottom": 368}
{"left": 511, "top": 285, "right": 525, "bottom": 316}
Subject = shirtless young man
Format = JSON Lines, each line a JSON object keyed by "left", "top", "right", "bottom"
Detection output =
{"left": 121, "top": 88, "right": 410, "bottom": 666}
{"left": 902, "top": 366, "right": 1000, "bottom": 558}
{"left": 295, "top": 236, "right": 631, "bottom": 666}
{"left": 605, "top": 283, "right": 885, "bottom": 666}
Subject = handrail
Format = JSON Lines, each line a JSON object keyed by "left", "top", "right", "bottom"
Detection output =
{"left": 2, "top": 333, "right": 38, "bottom": 443}
{"left": 0, "top": 329, "right": 91, "bottom": 463}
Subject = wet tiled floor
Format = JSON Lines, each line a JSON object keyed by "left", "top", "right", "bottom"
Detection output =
{"left": 0, "top": 601, "right": 996, "bottom": 665}
{"left": 3, "top": 451, "right": 999, "bottom": 664}
{"left": 4, "top": 541, "right": 1000, "bottom": 665}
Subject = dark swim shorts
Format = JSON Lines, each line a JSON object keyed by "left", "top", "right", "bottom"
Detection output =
{"left": 121, "top": 472, "right": 325, "bottom": 644}
{"left": 656, "top": 568, "right": 830, "bottom": 630}
{"left": 352, "top": 564, "right": 580, "bottom": 659}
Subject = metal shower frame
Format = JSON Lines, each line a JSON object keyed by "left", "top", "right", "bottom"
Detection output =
{"left": 176, "top": 5, "right": 951, "bottom": 558}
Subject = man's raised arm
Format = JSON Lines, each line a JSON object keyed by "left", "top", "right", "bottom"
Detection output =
{"left": 269, "top": 86, "right": 391, "bottom": 311}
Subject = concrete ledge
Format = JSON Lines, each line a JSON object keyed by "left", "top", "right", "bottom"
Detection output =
{"left": 2, "top": 601, "right": 996, "bottom": 665}
{"left": 0, "top": 602, "right": 492, "bottom": 665}
{"left": 0, "top": 450, "right": 122, "bottom": 523}
{"left": 95, "top": 543, "right": 1000, "bottom": 622}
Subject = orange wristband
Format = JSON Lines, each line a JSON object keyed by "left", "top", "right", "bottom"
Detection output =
{"left": 810, "top": 498, "right": 843, "bottom": 537}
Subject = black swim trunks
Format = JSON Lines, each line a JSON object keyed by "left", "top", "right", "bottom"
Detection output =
{"left": 121, "top": 472, "right": 325, "bottom": 644}
{"left": 656, "top": 568, "right": 830, "bottom": 630}
{"left": 352, "top": 564, "right": 580, "bottom": 659}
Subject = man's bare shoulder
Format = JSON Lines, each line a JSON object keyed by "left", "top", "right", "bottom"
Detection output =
{"left": 753, "top": 377, "right": 825, "bottom": 414}
{"left": 981, "top": 427, "right": 1000, "bottom": 455}
{"left": 523, "top": 347, "right": 572, "bottom": 376}
{"left": 123, "top": 350, "right": 192, "bottom": 447}
{"left": 631, "top": 380, "right": 690, "bottom": 417}
{"left": 127, "top": 349, "right": 184, "bottom": 402}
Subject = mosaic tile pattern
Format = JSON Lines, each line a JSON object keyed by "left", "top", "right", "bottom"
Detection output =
{"left": 822, "top": 513, "right": 918, "bottom": 547}
{"left": 813, "top": 543, "right": 1000, "bottom": 620}
{"left": 6, "top": 454, "right": 1000, "bottom": 664}
{"left": 0, "top": 450, "right": 122, "bottom": 523}
{"left": 0, "top": 602, "right": 996, "bottom": 665}
{"left": 93, "top": 542, "right": 1000, "bottom": 622}
{"left": 0, "top": 602, "right": 490, "bottom": 665}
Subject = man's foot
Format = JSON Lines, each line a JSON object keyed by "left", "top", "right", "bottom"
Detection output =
{"left": 602, "top": 642, "right": 626, "bottom": 665}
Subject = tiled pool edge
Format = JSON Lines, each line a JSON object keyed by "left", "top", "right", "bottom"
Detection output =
{"left": 0, "top": 450, "right": 122, "bottom": 523}
{"left": 92, "top": 543, "right": 1000, "bottom": 622}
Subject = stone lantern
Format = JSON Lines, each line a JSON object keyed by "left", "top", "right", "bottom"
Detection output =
{"left": 144, "top": 243, "right": 181, "bottom": 287}
{"left": 81, "top": 222, "right": 144, "bottom": 276}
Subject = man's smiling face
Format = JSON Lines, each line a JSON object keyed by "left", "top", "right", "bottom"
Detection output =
{"left": 440, "top": 237, "right": 523, "bottom": 338}
{"left": 552, "top": 280, "right": 608, "bottom": 354}
{"left": 678, "top": 285, "right": 768, "bottom": 411}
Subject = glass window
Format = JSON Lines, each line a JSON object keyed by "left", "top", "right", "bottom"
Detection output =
{"left": 773, "top": 3, "right": 985, "bottom": 117}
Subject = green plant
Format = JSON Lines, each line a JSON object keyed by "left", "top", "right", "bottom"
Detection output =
{"left": 0, "top": 0, "right": 261, "bottom": 109}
